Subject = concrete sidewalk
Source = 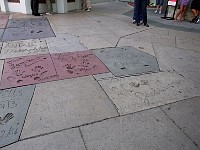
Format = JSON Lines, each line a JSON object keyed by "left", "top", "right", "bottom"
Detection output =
{"left": 0, "top": 1, "right": 200, "bottom": 150}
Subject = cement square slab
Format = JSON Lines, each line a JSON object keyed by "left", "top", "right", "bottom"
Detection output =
{"left": 93, "top": 47, "right": 159, "bottom": 77}
{"left": 80, "top": 108, "right": 198, "bottom": 150}
{"left": 79, "top": 35, "right": 114, "bottom": 49}
{"left": 0, "top": 54, "right": 58, "bottom": 89}
{"left": 46, "top": 33, "right": 86, "bottom": 54}
{"left": 118, "top": 39, "right": 155, "bottom": 56}
{"left": 51, "top": 51, "right": 110, "bottom": 80}
{"left": 98, "top": 71, "right": 200, "bottom": 115}
{"left": 7, "top": 18, "right": 50, "bottom": 28}
{"left": 162, "top": 96, "right": 200, "bottom": 147}
{"left": 20, "top": 76, "right": 118, "bottom": 139}
{"left": 154, "top": 46, "right": 200, "bottom": 85}
{"left": 0, "top": 29, "right": 4, "bottom": 41}
{"left": 2, "top": 26, "right": 55, "bottom": 42}
{"left": 0, "top": 15, "right": 9, "bottom": 29}
{"left": 0, "top": 85, "right": 35, "bottom": 148}
{"left": 0, "top": 39, "right": 49, "bottom": 59}
{"left": 2, "top": 129, "right": 86, "bottom": 150}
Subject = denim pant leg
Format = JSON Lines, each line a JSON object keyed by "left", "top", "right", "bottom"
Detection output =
{"left": 141, "top": 0, "right": 147, "bottom": 24}
{"left": 133, "top": 0, "right": 142, "bottom": 20}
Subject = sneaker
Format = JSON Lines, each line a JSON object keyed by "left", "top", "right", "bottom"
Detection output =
{"left": 159, "top": 10, "right": 162, "bottom": 14}
{"left": 195, "top": 17, "right": 200, "bottom": 24}
{"left": 154, "top": 10, "right": 158, "bottom": 14}
{"left": 132, "top": 19, "right": 136, "bottom": 24}
{"left": 46, "top": 12, "right": 52, "bottom": 15}
{"left": 144, "top": 23, "right": 149, "bottom": 27}
{"left": 87, "top": 7, "right": 91, "bottom": 12}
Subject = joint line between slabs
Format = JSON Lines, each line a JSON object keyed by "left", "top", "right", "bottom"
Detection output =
{"left": 79, "top": 128, "right": 89, "bottom": 150}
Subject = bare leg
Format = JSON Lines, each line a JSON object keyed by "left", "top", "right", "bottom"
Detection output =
{"left": 179, "top": 5, "right": 187, "bottom": 21}
{"left": 175, "top": 5, "right": 183, "bottom": 21}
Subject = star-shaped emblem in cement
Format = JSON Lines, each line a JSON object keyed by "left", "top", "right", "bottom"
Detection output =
{"left": 0, "top": 85, "right": 35, "bottom": 148}
{"left": 51, "top": 50, "right": 110, "bottom": 80}
{"left": 0, "top": 15, "right": 9, "bottom": 29}
{"left": 7, "top": 18, "right": 50, "bottom": 28}
{"left": 0, "top": 54, "right": 58, "bottom": 89}
{"left": 93, "top": 46, "right": 160, "bottom": 77}
{"left": 2, "top": 26, "right": 55, "bottom": 42}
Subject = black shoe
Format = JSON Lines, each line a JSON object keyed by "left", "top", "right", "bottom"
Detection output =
{"left": 136, "top": 23, "right": 140, "bottom": 26}
{"left": 33, "top": 13, "right": 42, "bottom": 16}
{"left": 144, "top": 23, "right": 149, "bottom": 27}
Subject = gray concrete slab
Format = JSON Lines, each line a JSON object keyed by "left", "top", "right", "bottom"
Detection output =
{"left": 1, "top": 128, "right": 86, "bottom": 150}
{"left": 79, "top": 35, "right": 114, "bottom": 49}
{"left": 98, "top": 71, "right": 200, "bottom": 115}
{"left": 154, "top": 46, "right": 200, "bottom": 85}
{"left": 20, "top": 76, "right": 118, "bottom": 139}
{"left": 123, "top": 31, "right": 176, "bottom": 47}
{"left": 46, "top": 33, "right": 87, "bottom": 54}
{"left": 0, "top": 85, "right": 35, "bottom": 148}
{"left": 7, "top": 18, "right": 50, "bottom": 28}
{"left": 0, "top": 29, "right": 4, "bottom": 41}
{"left": 0, "top": 42, "right": 2, "bottom": 51}
{"left": 176, "top": 36, "right": 200, "bottom": 52}
{"left": 80, "top": 108, "right": 198, "bottom": 150}
{"left": 118, "top": 39, "right": 155, "bottom": 56}
{"left": 2, "top": 26, "right": 55, "bottom": 42}
{"left": 0, "top": 39, "right": 49, "bottom": 59}
{"left": 93, "top": 46, "right": 159, "bottom": 77}
{"left": 162, "top": 96, "right": 200, "bottom": 148}
{"left": 93, "top": 72, "right": 115, "bottom": 81}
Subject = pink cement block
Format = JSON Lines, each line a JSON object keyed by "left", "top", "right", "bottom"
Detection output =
{"left": 52, "top": 50, "right": 109, "bottom": 80}
{"left": 0, "top": 54, "right": 59, "bottom": 89}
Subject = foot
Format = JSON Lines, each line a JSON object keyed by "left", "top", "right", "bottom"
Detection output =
{"left": 136, "top": 23, "right": 140, "bottom": 26}
{"left": 154, "top": 10, "right": 158, "bottom": 14}
{"left": 46, "top": 12, "right": 52, "bottom": 15}
{"left": 33, "top": 13, "right": 42, "bottom": 16}
{"left": 132, "top": 19, "right": 136, "bottom": 24}
{"left": 87, "top": 7, "right": 91, "bottom": 12}
{"left": 144, "top": 23, "right": 149, "bottom": 27}
{"left": 159, "top": 10, "right": 162, "bottom": 14}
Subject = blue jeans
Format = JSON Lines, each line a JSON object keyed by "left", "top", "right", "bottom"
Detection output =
{"left": 133, "top": 0, "right": 142, "bottom": 20}
{"left": 135, "top": 0, "right": 147, "bottom": 24}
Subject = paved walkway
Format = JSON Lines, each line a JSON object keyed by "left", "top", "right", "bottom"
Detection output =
{"left": 0, "top": 1, "right": 200, "bottom": 150}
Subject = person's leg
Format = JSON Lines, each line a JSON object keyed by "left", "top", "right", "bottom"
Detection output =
{"left": 180, "top": 5, "right": 187, "bottom": 21}
{"left": 31, "top": 0, "right": 34, "bottom": 14}
{"left": 133, "top": 0, "right": 137, "bottom": 21}
{"left": 86, "top": 0, "right": 91, "bottom": 9}
{"left": 46, "top": 0, "right": 53, "bottom": 14}
{"left": 155, "top": 0, "right": 159, "bottom": 13}
{"left": 141, "top": 0, "right": 149, "bottom": 26}
{"left": 32, "top": 0, "right": 39, "bottom": 15}
{"left": 135, "top": 0, "right": 141, "bottom": 25}
{"left": 175, "top": 5, "right": 183, "bottom": 21}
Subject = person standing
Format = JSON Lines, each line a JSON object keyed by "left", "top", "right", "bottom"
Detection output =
{"left": 174, "top": 0, "right": 190, "bottom": 21}
{"left": 31, "top": 0, "right": 42, "bottom": 16}
{"left": 135, "top": 0, "right": 149, "bottom": 27}
{"left": 190, "top": 0, "right": 200, "bottom": 23}
{"left": 154, "top": 0, "right": 164, "bottom": 14}
{"left": 46, "top": 0, "right": 53, "bottom": 15}
{"left": 83, "top": 0, "right": 92, "bottom": 12}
